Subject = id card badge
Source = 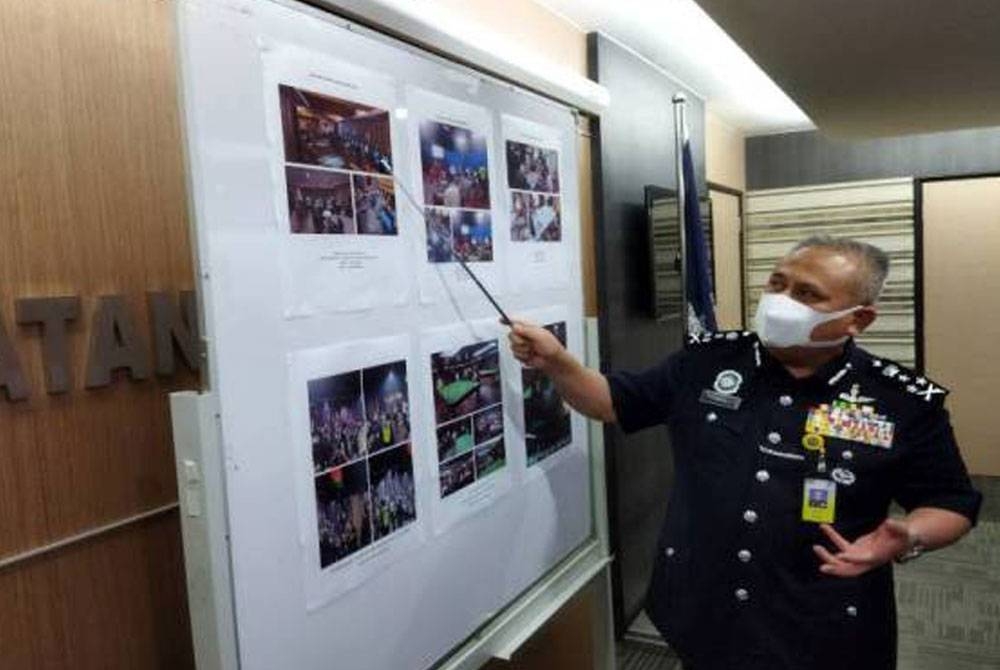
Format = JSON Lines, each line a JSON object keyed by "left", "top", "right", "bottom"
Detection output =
{"left": 802, "top": 478, "right": 837, "bottom": 524}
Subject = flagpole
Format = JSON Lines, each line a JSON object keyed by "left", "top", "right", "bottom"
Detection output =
{"left": 672, "top": 93, "right": 687, "bottom": 330}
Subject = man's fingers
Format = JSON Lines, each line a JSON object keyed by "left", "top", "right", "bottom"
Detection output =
{"left": 813, "top": 546, "right": 862, "bottom": 577}
{"left": 819, "top": 524, "right": 852, "bottom": 552}
{"left": 812, "top": 544, "right": 841, "bottom": 565}
{"left": 837, "top": 551, "right": 876, "bottom": 565}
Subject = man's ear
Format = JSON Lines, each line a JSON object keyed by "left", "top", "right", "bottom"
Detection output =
{"left": 847, "top": 306, "right": 877, "bottom": 335}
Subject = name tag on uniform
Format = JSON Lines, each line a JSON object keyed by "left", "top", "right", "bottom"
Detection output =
{"left": 699, "top": 389, "right": 742, "bottom": 410}
{"left": 802, "top": 478, "right": 837, "bottom": 524}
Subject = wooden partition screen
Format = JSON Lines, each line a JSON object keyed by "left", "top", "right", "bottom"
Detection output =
{"left": 0, "top": 0, "right": 197, "bottom": 667}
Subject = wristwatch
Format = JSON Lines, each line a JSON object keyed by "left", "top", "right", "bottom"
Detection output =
{"left": 894, "top": 535, "right": 926, "bottom": 564}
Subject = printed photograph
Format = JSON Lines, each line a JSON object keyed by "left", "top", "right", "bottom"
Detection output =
{"left": 315, "top": 460, "right": 373, "bottom": 568}
{"left": 437, "top": 416, "right": 474, "bottom": 464}
{"left": 439, "top": 451, "right": 475, "bottom": 498}
{"left": 419, "top": 120, "right": 491, "bottom": 209}
{"left": 362, "top": 360, "right": 410, "bottom": 455}
{"left": 286, "top": 166, "right": 356, "bottom": 235}
{"left": 309, "top": 369, "right": 366, "bottom": 472}
{"left": 452, "top": 210, "right": 494, "bottom": 262}
{"left": 474, "top": 438, "right": 506, "bottom": 479}
{"left": 473, "top": 404, "right": 504, "bottom": 444}
{"left": 353, "top": 174, "right": 397, "bottom": 236}
{"left": 506, "top": 140, "right": 559, "bottom": 193}
{"left": 425, "top": 208, "right": 494, "bottom": 264}
{"left": 431, "top": 340, "right": 502, "bottom": 424}
{"left": 280, "top": 84, "right": 392, "bottom": 173}
{"left": 425, "top": 207, "right": 454, "bottom": 263}
{"left": 522, "top": 322, "right": 572, "bottom": 465}
{"left": 510, "top": 192, "right": 561, "bottom": 242}
{"left": 431, "top": 339, "right": 507, "bottom": 498}
{"left": 368, "top": 443, "right": 417, "bottom": 541}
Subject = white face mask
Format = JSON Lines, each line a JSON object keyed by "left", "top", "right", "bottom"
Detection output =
{"left": 754, "top": 293, "right": 861, "bottom": 348}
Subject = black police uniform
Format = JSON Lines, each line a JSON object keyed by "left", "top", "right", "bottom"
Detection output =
{"left": 606, "top": 331, "right": 982, "bottom": 670}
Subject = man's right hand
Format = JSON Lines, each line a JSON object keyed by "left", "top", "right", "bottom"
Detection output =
{"left": 508, "top": 320, "right": 568, "bottom": 373}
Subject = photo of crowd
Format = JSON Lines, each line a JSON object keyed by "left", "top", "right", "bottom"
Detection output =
{"left": 369, "top": 444, "right": 417, "bottom": 541}
{"left": 419, "top": 120, "right": 491, "bottom": 210}
{"left": 424, "top": 208, "right": 494, "bottom": 264}
{"left": 280, "top": 84, "right": 392, "bottom": 174}
{"left": 439, "top": 451, "right": 475, "bottom": 498}
{"left": 431, "top": 340, "right": 507, "bottom": 497}
{"left": 286, "top": 166, "right": 356, "bottom": 235}
{"left": 278, "top": 84, "right": 398, "bottom": 238}
{"left": 316, "top": 461, "right": 373, "bottom": 568}
{"left": 510, "top": 192, "right": 561, "bottom": 242}
{"left": 522, "top": 322, "right": 572, "bottom": 465}
{"left": 307, "top": 358, "right": 416, "bottom": 570}
{"left": 506, "top": 140, "right": 560, "bottom": 194}
{"left": 353, "top": 175, "right": 397, "bottom": 235}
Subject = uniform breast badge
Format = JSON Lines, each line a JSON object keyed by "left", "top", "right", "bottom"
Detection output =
{"left": 804, "top": 384, "right": 895, "bottom": 449}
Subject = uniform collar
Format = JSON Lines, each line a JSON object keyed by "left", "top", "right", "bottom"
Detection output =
{"left": 756, "top": 336, "right": 857, "bottom": 388}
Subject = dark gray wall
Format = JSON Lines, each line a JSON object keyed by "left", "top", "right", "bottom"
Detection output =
{"left": 588, "top": 32, "right": 706, "bottom": 632}
{"left": 747, "top": 126, "right": 1000, "bottom": 190}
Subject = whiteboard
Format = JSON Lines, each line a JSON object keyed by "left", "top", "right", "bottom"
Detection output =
{"left": 176, "top": 1, "right": 593, "bottom": 669}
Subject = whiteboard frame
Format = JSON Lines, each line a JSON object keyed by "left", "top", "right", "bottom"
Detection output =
{"left": 170, "top": 0, "right": 615, "bottom": 668}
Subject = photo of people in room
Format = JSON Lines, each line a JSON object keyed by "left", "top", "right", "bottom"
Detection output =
{"left": 419, "top": 120, "right": 491, "bottom": 210}
{"left": 353, "top": 174, "right": 397, "bottom": 235}
{"left": 280, "top": 84, "right": 392, "bottom": 174}
{"left": 505, "top": 140, "right": 559, "bottom": 193}
{"left": 286, "top": 166, "right": 356, "bottom": 235}
{"left": 510, "top": 191, "right": 561, "bottom": 242}
{"left": 431, "top": 341, "right": 502, "bottom": 424}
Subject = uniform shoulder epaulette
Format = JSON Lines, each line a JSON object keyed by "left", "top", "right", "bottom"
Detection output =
{"left": 865, "top": 355, "right": 949, "bottom": 407}
{"left": 687, "top": 330, "right": 755, "bottom": 347}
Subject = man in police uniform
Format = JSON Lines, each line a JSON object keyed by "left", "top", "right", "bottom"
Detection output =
{"left": 509, "top": 236, "right": 981, "bottom": 669}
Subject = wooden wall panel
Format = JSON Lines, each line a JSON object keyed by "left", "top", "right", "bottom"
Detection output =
{"left": 0, "top": 512, "right": 194, "bottom": 670}
{"left": 0, "top": 0, "right": 197, "bottom": 666}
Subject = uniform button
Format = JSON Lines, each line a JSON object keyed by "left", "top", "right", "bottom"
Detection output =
{"left": 665, "top": 547, "right": 675, "bottom": 557}
{"left": 779, "top": 395, "right": 793, "bottom": 407}
{"left": 743, "top": 509, "right": 759, "bottom": 524}
{"left": 735, "top": 588, "right": 749, "bottom": 602}
{"left": 755, "top": 469, "right": 770, "bottom": 483}
{"left": 738, "top": 549, "right": 752, "bottom": 563}
{"left": 843, "top": 450, "right": 854, "bottom": 461}
{"left": 846, "top": 605, "right": 858, "bottom": 617}
{"left": 767, "top": 432, "right": 781, "bottom": 445}
{"left": 706, "top": 412, "right": 718, "bottom": 423}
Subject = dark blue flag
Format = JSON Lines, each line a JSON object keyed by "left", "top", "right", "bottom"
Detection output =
{"left": 682, "top": 140, "right": 717, "bottom": 334}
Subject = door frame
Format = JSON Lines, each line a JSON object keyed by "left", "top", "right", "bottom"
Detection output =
{"left": 707, "top": 181, "right": 746, "bottom": 329}
{"left": 913, "top": 171, "right": 1000, "bottom": 374}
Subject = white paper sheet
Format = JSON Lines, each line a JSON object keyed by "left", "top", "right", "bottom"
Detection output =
{"left": 500, "top": 115, "right": 571, "bottom": 291}
{"left": 406, "top": 88, "right": 506, "bottom": 305}
{"left": 419, "top": 319, "right": 514, "bottom": 533}
{"left": 262, "top": 46, "right": 413, "bottom": 317}
{"left": 287, "top": 335, "right": 427, "bottom": 608}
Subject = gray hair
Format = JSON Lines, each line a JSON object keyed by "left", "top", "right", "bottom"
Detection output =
{"left": 790, "top": 235, "right": 890, "bottom": 304}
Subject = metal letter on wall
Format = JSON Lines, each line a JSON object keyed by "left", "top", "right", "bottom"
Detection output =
{"left": 148, "top": 290, "right": 201, "bottom": 376}
{"left": 16, "top": 296, "right": 82, "bottom": 394}
{"left": 0, "top": 308, "right": 30, "bottom": 401}
{"left": 85, "top": 295, "right": 152, "bottom": 388}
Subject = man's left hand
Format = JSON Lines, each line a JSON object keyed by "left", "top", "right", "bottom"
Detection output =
{"left": 812, "top": 520, "right": 911, "bottom": 577}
